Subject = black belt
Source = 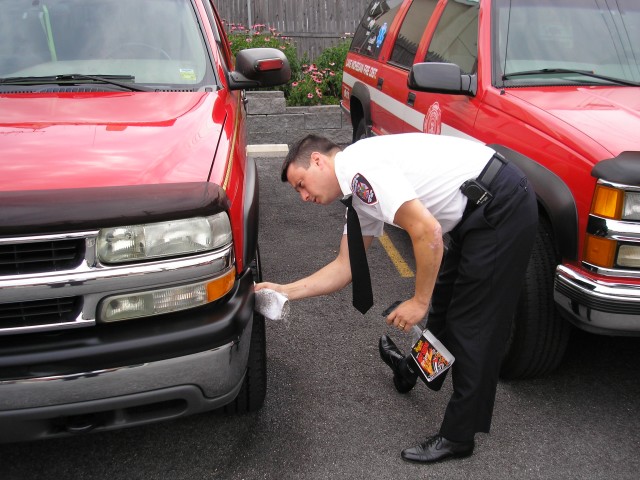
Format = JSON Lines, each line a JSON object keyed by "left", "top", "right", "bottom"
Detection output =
{"left": 460, "top": 152, "right": 507, "bottom": 206}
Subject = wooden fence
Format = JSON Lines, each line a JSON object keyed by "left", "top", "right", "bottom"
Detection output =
{"left": 216, "top": 0, "right": 370, "bottom": 60}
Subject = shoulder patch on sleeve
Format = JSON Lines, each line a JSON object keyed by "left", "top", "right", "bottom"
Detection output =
{"left": 351, "top": 173, "right": 378, "bottom": 205}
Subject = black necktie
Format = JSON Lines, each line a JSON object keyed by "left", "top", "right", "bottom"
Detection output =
{"left": 340, "top": 195, "right": 373, "bottom": 314}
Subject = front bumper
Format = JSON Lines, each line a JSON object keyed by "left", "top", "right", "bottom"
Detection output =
{"left": 0, "top": 270, "right": 256, "bottom": 443}
{"left": 554, "top": 264, "right": 640, "bottom": 335}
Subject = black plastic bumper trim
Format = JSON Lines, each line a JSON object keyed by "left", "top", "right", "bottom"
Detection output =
{"left": 0, "top": 269, "right": 255, "bottom": 380}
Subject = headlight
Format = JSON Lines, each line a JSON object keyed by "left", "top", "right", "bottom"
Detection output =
{"left": 617, "top": 245, "right": 640, "bottom": 268}
{"left": 97, "top": 213, "right": 232, "bottom": 264}
{"left": 623, "top": 192, "right": 640, "bottom": 221}
{"left": 588, "top": 184, "right": 640, "bottom": 269}
{"left": 99, "top": 269, "right": 236, "bottom": 322}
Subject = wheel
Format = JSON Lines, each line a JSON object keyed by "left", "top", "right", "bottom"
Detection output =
{"left": 227, "top": 311, "right": 266, "bottom": 413}
{"left": 353, "top": 117, "right": 368, "bottom": 143}
{"left": 225, "top": 246, "right": 267, "bottom": 413}
{"left": 500, "top": 216, "right": 572, "bottom": 379}
{"left": 106, "top": 42, "right": 172, "bottom": 60}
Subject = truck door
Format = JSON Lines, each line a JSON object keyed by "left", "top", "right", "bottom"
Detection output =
{"left": 410, "top": 0, "right": 481, "bottom": 140}
{"left": 348, "top": 0, "right": 407, "bottom": 135}
{"left": 377, "top": 0, "right": 439, "bottom": 134}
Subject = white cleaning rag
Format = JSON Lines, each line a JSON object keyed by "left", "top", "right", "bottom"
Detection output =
{"left": 254, "top": 288, "right": 290, "bottom": 322}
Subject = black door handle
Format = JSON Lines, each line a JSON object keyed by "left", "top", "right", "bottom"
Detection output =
{"left": 377, "top": 77, "right": 384, "bottom": 90}
{"left": 407, "top": 92, "right": 416, "bottom": 107}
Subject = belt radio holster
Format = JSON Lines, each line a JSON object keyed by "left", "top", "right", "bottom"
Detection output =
{"left": 460, "top": 153, "right": 507, "bottom": 206}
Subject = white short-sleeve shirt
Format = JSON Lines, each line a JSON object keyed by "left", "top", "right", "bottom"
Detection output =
{"left": 334, "top": 133, "right": 495, "bottom": 236}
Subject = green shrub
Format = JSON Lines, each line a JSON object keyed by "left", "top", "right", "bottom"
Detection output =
{"left": 224, "top": 22, "right": 351, "bottom": 106}
{"left": 287, "top": 40, "right": 350, "bottom": 106}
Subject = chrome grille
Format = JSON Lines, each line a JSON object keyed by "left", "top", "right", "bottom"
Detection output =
{"left": 0, "top": 230, "right": 233, "bottom": 335}
{"left": 0, "top": 239, "right": 85, "bottom": 275}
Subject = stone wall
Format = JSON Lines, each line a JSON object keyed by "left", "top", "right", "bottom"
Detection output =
{"left": 245, "top": 91, "right": 353, "bottom": 148}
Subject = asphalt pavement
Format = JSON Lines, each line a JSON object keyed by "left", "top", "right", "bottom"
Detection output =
{"left": 2, "top": 155, "right": 639, "bottom": 480}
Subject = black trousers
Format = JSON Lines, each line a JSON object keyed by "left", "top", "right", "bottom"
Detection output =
{"left": 426, "top": 161, "right": 538, "bottom": 442}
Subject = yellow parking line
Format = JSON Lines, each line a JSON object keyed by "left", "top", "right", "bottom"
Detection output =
{"left": 378, "top": 233, "right": 414, "bottom": 278}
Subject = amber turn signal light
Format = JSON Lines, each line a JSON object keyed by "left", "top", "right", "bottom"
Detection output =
{"left": 591, "top": 185, "right": 623, "bottom": 219}
{"left": 584, "top": 234, "right": 617, "bottom": 268}
{"left": 206, "top": 269, "right": 236, "bottom": 302}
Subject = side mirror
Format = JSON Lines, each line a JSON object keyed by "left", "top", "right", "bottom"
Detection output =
{"left": 228, "top": 48, "right": 291, "bottom": 90}
{"left": 408, "top": 62, "right": 476, "bottom": 96}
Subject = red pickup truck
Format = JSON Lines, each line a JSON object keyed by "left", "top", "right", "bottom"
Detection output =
{"left": 0, "top": 0, "right": 289, "bottom": 442}
{"left": 341, "top": 0, "right": 640, "bottom": 378}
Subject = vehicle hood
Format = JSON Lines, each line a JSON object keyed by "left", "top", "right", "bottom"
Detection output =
{"left": 0, "top": 92, "right": 225, "bottom": 191}
{"left": 507, "top": 87, "right": 640, "bottom": 158}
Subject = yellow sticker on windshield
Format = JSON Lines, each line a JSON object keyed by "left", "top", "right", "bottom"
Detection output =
{"left": 179, "top": 68, "right": 196, "bottom": 81}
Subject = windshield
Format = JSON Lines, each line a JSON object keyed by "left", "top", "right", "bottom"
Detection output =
{"left": 0, "top": 0, "right": 214, "bottom": 89}
{"left": 495, "top": 0, "right": 640, "bottom": 87}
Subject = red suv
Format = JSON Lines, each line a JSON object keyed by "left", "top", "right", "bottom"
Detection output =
{"left": 0, "top": 0, "right": 289, "bottom": 442}
{"left": 341, "top": 0, "right": 640, "bottom": 378}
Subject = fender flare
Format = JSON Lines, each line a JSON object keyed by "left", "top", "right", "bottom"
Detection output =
{"left": 488, "top": 144, "right": 578, "bottom": 261}
{"left": 243, "top": 154, "right": 259, "bottom": 270}
{"left": 350, "top": 82, "right": 372, "bottom": 139}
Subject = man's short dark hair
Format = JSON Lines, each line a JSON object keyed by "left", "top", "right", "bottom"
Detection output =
{"left": 281, "top": 134, "right": 341, "bottom": 182}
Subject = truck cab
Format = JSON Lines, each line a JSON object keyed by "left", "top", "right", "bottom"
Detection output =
{"left": 341, "top": 0, "right": 640, "bottom": 378}
{"left": 0, "top": 0, "right": 290, "bottom": 442}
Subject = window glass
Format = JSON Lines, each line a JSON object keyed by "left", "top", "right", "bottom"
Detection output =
{"left": 0, "top": 0, "right": 213, "bottom": 87}
{"left": 425, "top": 0, "right": 479, "bottom": 74}
{"left": 202, "top": 0, "right": 231, "bottom": 70}
{"left": 495, "top": 0, "right": 640, "bottom": 86}
{"left": 350, "top": 0, "right": 405, "bottom": 58}
{"left": 390, "top": 0, "right": 438, "bottom": 68}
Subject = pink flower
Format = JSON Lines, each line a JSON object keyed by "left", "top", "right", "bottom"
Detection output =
{"left": 329, "top": 71, "right": 335, "bottom": 76}
{"left": 245, "top": 37, "right": 252, "bottom": 43}
{"left": 292, "top": 82, "right": 299, "bottom": 87}
{"left": 307, "top": 93, "right": 313, "bottom": 98}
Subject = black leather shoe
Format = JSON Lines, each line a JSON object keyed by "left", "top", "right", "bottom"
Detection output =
{"left": 401, "top": 434, "right": 474, "bottom": 463}
{"left": 378, "top": 335, "right": 417, "bottom": 394}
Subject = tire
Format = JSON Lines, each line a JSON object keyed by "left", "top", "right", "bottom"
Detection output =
{"left": 225, "top": 246, "right": 267, "bottom": 413}
{"left": 500, "top": 216, "right": 572, "bottom": 379}
{"left": 353, "top": 117, "right": 368, "bottom": 143}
